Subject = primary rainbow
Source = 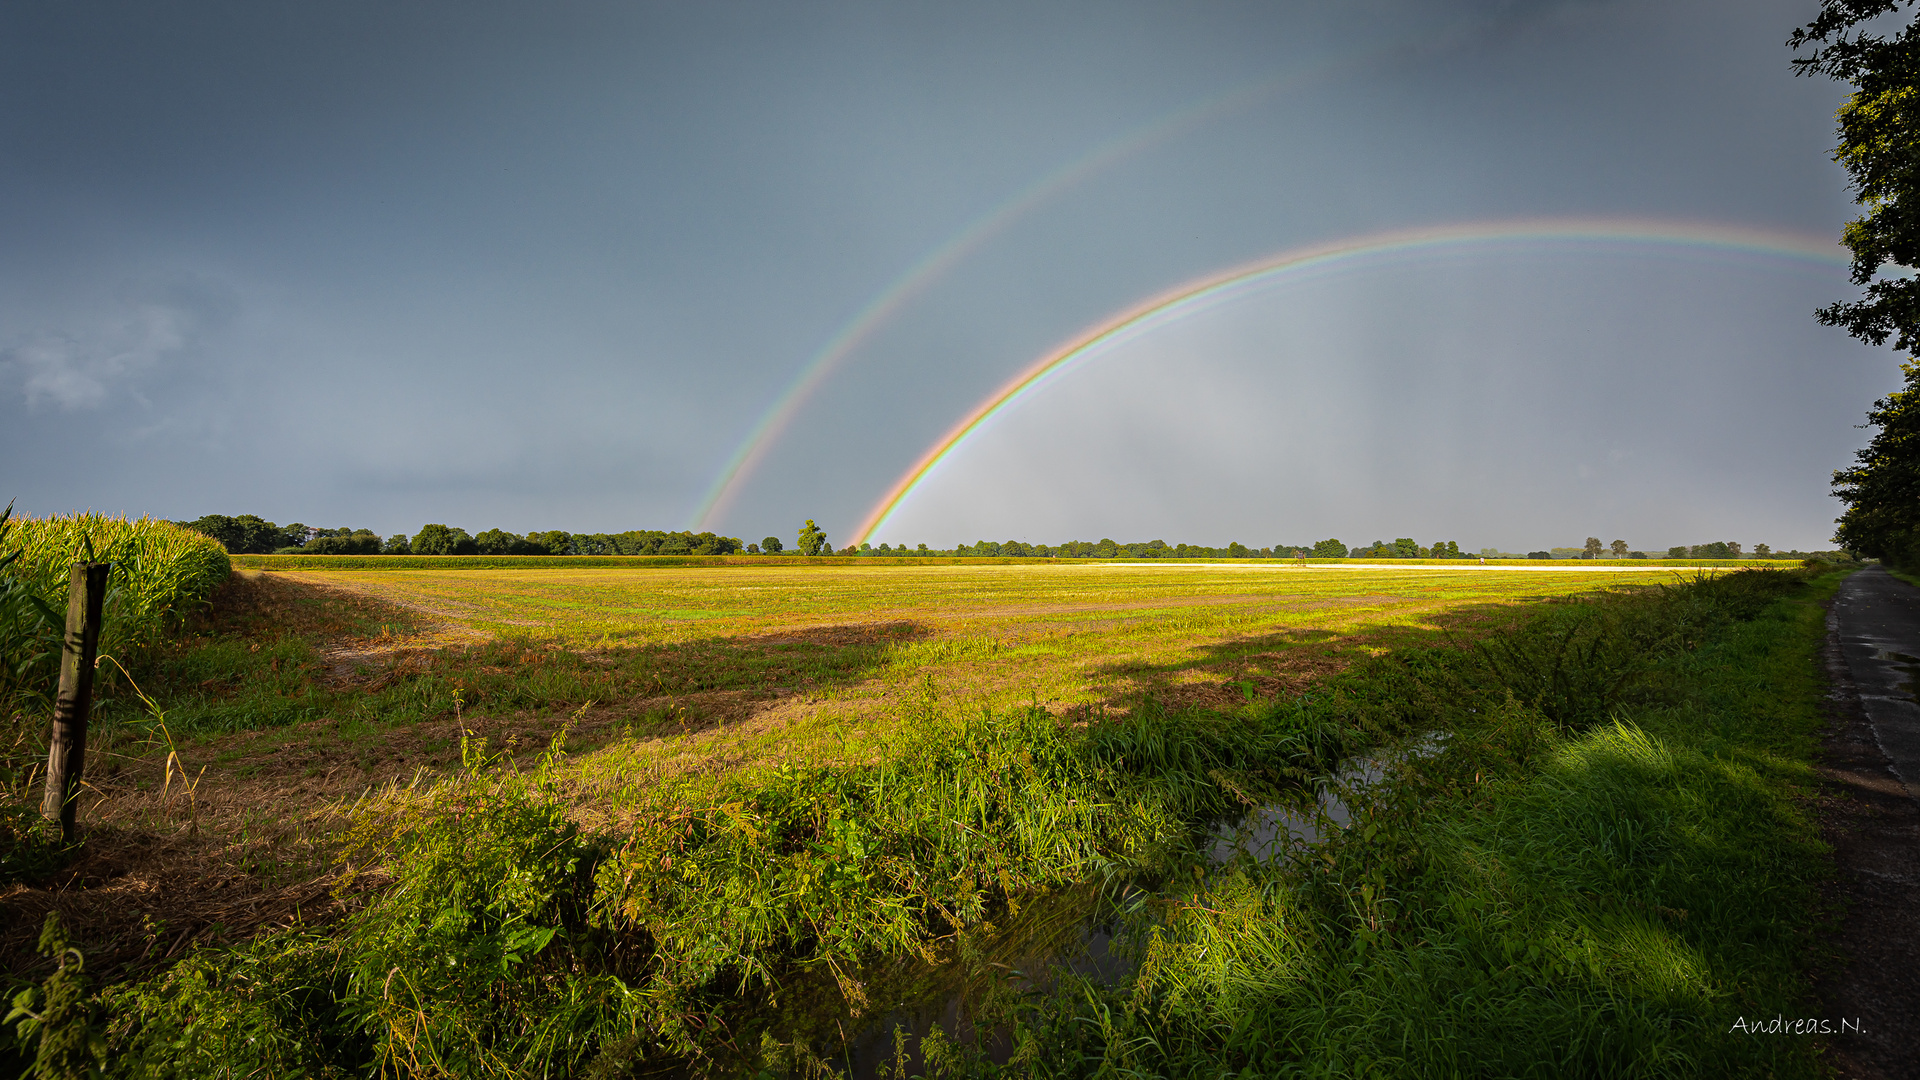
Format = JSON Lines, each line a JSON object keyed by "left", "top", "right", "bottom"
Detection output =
{"left": 851, "top": 216, "right": 1847, "bottom": 545}
{"left": 686, "top": 34, "right": 1432, "bottom": 532}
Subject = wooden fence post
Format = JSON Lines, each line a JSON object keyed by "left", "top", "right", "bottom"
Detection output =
{"left": 41, "top": 561, "right": 110, "bottom": 841}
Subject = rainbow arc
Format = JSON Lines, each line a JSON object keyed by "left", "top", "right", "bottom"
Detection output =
{"left": 851, "top": 217, "right": 1846, "bottom": 546}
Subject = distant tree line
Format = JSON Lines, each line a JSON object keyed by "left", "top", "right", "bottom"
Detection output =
{"left": 176, "top": 515, "right": 747, "bottom": 556}
{"left": 175, "top": 514, "right": 1838, "bottom": 563}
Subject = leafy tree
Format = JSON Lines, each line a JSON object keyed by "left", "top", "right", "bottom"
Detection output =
{"left": 1583, "top": 537, "right": 1603, "bottom": 559}
{"left": 1610, "top": 539, "right": 1629, "bottom": 558}
{"left": 1834, "top": 361, "right": 1920, "bottom": 564}
{"left": 304, "top": 530, "right": 382, "bottom": 555}
{"left": 797, "top": 520, "right": 828, "bottom": 556}
{"left": 1794, "top": 3, "right": 1920, "bottom": 565}
{"left": 1527, "top": 551, "right": 1552, "bottom": 560}
{"left": 761, "top": 536, "right": 784, "bottom": 554}
{"left": 183, "top": 514, "right": 287, "bottom": 554}
{"left": 473, "top": 528, "right": 529, "bottom": 555}
{"left": 1312, "top": 538, "right": 1348, "bottom": 558}
{"left": 412, "top": 524, "right": 476, "bottom": 556}
{"left": 1755, "top": 543, "right": 1774, "bottom": 557}
{"left": 1668, "top": 546, "right": 1688, "bottom": 558}
{"left": 384, "top": 534, "right": 411, "bottom": 555}
{"left": 525, "top": 530, "right": 572, "bottom": 555}
{"left": 1793, "top": 1, "right": 1920, "bottom": 350}
{"left": 1393, "top": 538, "right": 1419, "bottom": 558}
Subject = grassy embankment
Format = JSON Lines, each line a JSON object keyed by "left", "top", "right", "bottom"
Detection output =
{"left": 1, "top": 560, "right": 1841, "bottom": 1077}
{"left": 940, "top": 567, "right": 1843, "bottom": 1078}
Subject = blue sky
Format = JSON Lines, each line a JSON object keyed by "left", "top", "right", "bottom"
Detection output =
{"left": 0, "top": 0, "right": 1892, "bottom": 552}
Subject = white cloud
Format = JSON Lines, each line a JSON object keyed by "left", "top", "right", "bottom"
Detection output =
{"left": 3, "top": 302, "right": 197, "bottom": 410}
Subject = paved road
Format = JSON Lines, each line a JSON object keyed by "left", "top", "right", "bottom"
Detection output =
{"left": 1832, "top": 565, "right": 1920, "bottom": 800}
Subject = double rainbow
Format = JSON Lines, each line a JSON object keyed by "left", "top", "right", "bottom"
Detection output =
{"left": 850, "top": 216, "right": 1846, "bottom": 546}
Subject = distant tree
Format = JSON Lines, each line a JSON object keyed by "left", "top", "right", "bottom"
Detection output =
{"left": 384, "top": 534, "right": 411, "bottom": 555}
{"left": 1728, "top": 541, "right": 1744, "bottom": 556}
{"left": 746, "top": 543, "right": 760, "bottom": 554}
{"left": 473, "top": 528, "right": 528, "bottom": 555}
{"left": 304, "top": 531, "right": 382, "bottom": 555}
{"left": 525, "top": 530, "right": 572, "bottom": 555}
{"left": 1755, "top": 542, "right": 1773, "bottom": 557}
{"left": 1392, "top": 538, "right": 1419, "bottom": 558}
{"left": 280, "top": 523, "right": 312, "bottom": 549}
{"left": 797, "top": 520, "right": 828, "bottom": 556}
{"left": 184, "top": 514, "right": 289, "bottom": 554}
{"left": 1668, "top": 546, "right": 1688, "bottom": 558}
{"left": 1610, "top": 539, "right": 1629, "bottom": 558}
{"left": 917, "top": 543, "right": 929, "bottom": 555}
{"left": 412, "top": 524, "right": 476, "bottom": 556}
{"left": 1226, "top": 541, "right": 1250, "bottom": 558}
{"left": 1312, "top": 538, "right": 1348, "bottom": 558}
{"left": 761, "top": 535, "right": 784, "bottom": 554}
{"left": 1527, "top": 551, "right": 1552, "bottom": 560}
{"left": 1583, "top": 537, "right": 1604, "bottom": 559}
{"left": 1630, "top": 551, "right": 1648, "bottom": 559}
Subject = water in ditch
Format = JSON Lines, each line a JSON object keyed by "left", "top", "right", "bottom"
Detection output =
{"left": 788, "top": 733, "right": 1447, "bottom": 1078}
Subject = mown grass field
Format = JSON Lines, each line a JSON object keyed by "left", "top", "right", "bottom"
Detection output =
{"left": 283, "top": 561, "right": 1697, "bottom": 706}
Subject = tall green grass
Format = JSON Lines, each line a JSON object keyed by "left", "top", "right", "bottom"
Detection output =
{"left": 956, "top": 569, "right": 1837, "bottom": 1079}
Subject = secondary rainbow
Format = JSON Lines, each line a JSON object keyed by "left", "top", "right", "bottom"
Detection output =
{"left": 851, "top": 216, "right": 1847, "bottom": 545}
{"left": 686, "top": 34, "right": 1433, "bottom": 532}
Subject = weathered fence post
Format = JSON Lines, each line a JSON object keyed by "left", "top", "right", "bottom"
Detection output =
{"left": 41, "top": 561, "right": 110, "bottom": 841}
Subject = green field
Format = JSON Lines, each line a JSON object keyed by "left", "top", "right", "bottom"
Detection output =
{"left": 2, "top": 561, "right": 1841, "bottom": 1078}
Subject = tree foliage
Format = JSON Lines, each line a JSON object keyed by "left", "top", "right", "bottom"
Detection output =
{"left": 1796, "top": 2, "right": 1920, "bottom": 564}
{"left": 1834, "top": 360, "right": 1920, "bottom": 564}
{"left": 796, "top": 519, "right": 829, "bottom": 556}
{"left": 180, "top": 514, "right": 305, "bottom": 554}
{"left": 1794, "top": 0, "right": 1920, "bottom": 349}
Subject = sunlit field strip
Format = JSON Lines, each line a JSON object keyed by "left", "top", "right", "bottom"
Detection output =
{"left": 281, "top": 564, "right": 1703, "bottom": 645}
{"left": 272, "top": 565, "right": 1705, "bottom": 774}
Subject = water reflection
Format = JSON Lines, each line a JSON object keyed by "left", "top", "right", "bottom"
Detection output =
{"left": 809, "top": 733, "right": 1446, "bottom": 1077}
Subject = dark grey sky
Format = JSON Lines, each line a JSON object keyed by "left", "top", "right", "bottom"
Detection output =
{"left": 0, "top": 0, "right": 1890, "bottom": 551}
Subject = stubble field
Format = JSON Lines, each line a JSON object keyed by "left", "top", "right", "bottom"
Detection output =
{"left": 265, "top": 562, "right": 1700, "bottom": 787}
